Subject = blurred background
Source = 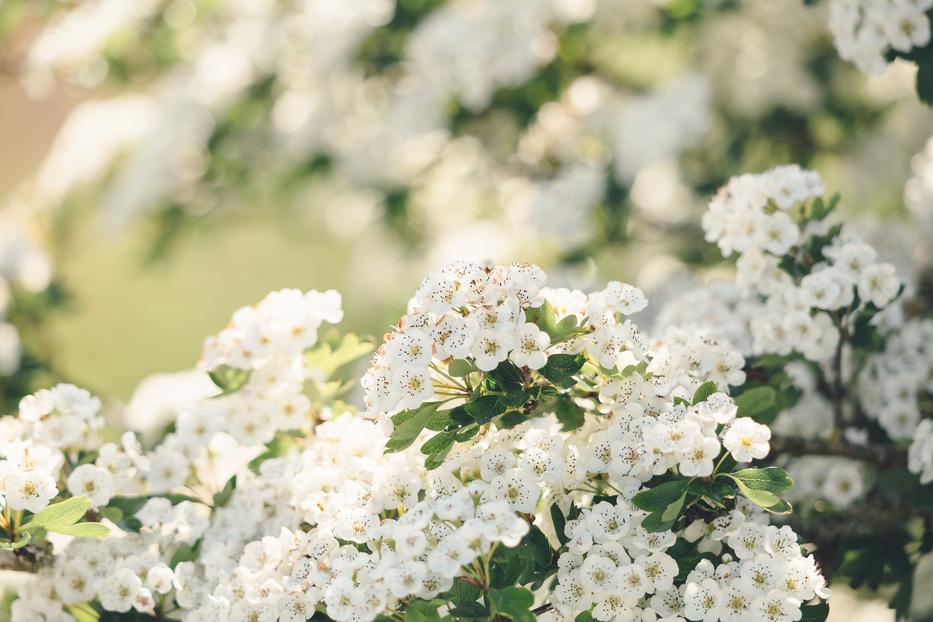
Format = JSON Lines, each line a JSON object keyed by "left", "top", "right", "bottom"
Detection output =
{"left": 1, "top": 0, "right": 932, "bottom": 402}
{"left": 2, "top": 0, "right": 933, "bottom": 618}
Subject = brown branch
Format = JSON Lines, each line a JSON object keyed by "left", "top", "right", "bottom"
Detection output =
{"left": 770, "top": 436, "right": 908, "bottom": 469}
{"left": 531, "top": 604, "right": 554, "bottom": 616}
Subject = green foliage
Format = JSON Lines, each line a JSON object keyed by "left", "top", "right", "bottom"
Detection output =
{"left": 633, "top": 478, "right": 692, "bottom": 532}
{"left": 799, "top": 603, "right": 830, "bottom": 622}
{"left": 207, "top": 365, "right": 251, "bottom": 395}
{"left": 538, "top": 354, "right": 586, "bottom": 389}
{"left": 531, "top": 301, "right": 588, "bottom": 344}
{"left": 305, "top": 332, "right": 375, "bottom": 377}
{"left": 23, "top": 496, "right": 91, "bottom": 532}
{"left": 385, "top": 402, "right": 444, "bottom": 452}
{"left": 550, "top": 394, "right": 586, "bottom": 431}
{"left": 720, "top": 467, "right": 793, "bottom": 513}
{"left": 692, "top": 380, "right": 718, "bottom": 404}
{"left": 488, "top": 587, "right": 536, "bottom": 622}
{"left": 733, "top": 386, "right": 777, "bottom": 423}
{"left": 212, "top": 476, "right": 237, "bottom": 508}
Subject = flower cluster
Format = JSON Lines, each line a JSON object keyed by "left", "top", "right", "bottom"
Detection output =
{"left": 362, "top": 259, "right": 647, "bottom": 417}
{"left": 554, "top": 502, "right": 828, "bottom": 621}
{"left": 6, "top": 257, "right": 831, "bottom": 622}
{"left": 828, "top": 0, "right": 932, "bottom": 76}
{"left": 699, "top": 166, "right": 902, "bottom": 362}
{"left": 0, "top": 384, "right": 104, "bottom": 512}
{"left": 195, "top": 288, "right": 343, "bottom": 445}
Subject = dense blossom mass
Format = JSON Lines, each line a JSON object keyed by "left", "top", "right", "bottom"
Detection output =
{"left": 828, "top": 0, "right": 933, "bottom": 75}
{"left": 3, "top": 165, "right": 933, "bottom": 622}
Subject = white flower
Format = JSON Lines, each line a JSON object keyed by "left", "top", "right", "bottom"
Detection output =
{"left": 723, "top": 418, "right": 771, "bottom": 462}
{"left": 751, "top": 589, "right": 802, "bottom": 622}
{"left": 683, "top": 578, "right": 722, "bottom": 622}
{"left": 146, "top": 564, "right": 174, "bottom": 595}
{"left": 3, "top": 469, "right": 57, "bottom": 513}
{"left": 678, "top": 436, "right": 721, "bottom": 477}
{"left": 490, "top": 468, "right": 540, "bottom": 513}
{"left": 616, "top": 562, "right": 651, "bottom": 598}
{"left": 386, "top": 331, "right": 433, "bottom": 367}
{"left": 719, "top": 579, "right": 755, "bottom": 622}
{"left": 579, "top": 555, "right": 617, "bottom": 592}
{"left": 99, "top": 568, "right": 143, "bottom": 613}
{"left": 66, "top": 464, "right": 114, "bottom": 507}
{"left": 393, "top": 364, "right": 435, "bottom": 410}
{"left": 642, "top": 552, "right": 678, "bottom": 592}
{"left": 857, "top": 263, "right": 899, "bottom": 308}
{"left": 471, "top": 329, "right": 513, "bottom": 372}
{"left": 509, "top": 323, "right": 550, "bottom": 370}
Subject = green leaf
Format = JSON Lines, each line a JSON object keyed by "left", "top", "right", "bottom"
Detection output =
{"left": 170, "top": 541, "right": 200, "bottom": 568}
{"left": 490, "top": 546, "right": 535, "bottom": 588}
{"left": 692, "top": 381, "right": 718, "bottom": 405}
{"left": 734, "top": 386, "right": 776, "bottom": 421}
{"left": 212, "top": 476, "right": 237, "bottom": 508}
{"left": 24, "top": 496, "right": 91, "bottom": 531}
{"left": 444, "top": 578, "right": 482, "bottom": 607}
{"left": 490, "top": 360, "right": 525, "bottom": 393}
{"left": 916, "top": 52, "right": 933, "bottom": 105}
{"left": 208, "top": 365, "right": 251, "bottom": 395}
{"left": 50, "top": 522, "right": 110, "bottom": 538}
{"left": 65, "top": 605, "right": 100, "bottom": 622}
{"left": 489, "top": 587, "right": 535, "bottom": 622}
{"left": 535, "top": 301, "right": 586, "bottom": 344}
{"left": 799, "top": 602, "right": 830, "bottom": 622}
{"left": 420, "top": 431, "right": 456, "bottom": 456}
{"left": 385, "top": 402, "right": 444, "bottom": 452}
{"left": 464, "top": 395, "right": 506, "bottom": 424}
{"left": 305, "top": 333, "right": 374, "bottom": 377}
{"left": 634, "top": 479, "right": 691, "bottom": 532}
{"left": 404, "top": 599, "right": 445, "bottom": 622}
{"left": 632, "top": 479, "right": 691, "bottom": 514}
{"left": 449, "top": 602, "right": 488, "bottom": 619}
{"left": 552, "top": 394, "right": 585, "bottom": 431}
{"left": 422, "top": 431, "right": 456, "bottom": 470}
{"left": 447, "top": 359, "right": 476, "bottom": 377}
{"left": 551, "top": 503, "right": 568, "bottom": 546}
{"left": 723, "top": 467, "right": 793, "bottom": 512}
{"left": 538, "top": 354, "right": 585, "bottom": 389}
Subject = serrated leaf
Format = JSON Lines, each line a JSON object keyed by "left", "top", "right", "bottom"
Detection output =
{"left": 444, "top": 578, "right": 482, "bottom": 607}
{"left": 464, "top": 395, "right": 506, "bottom": 424}
{"left": 538, "top": 353, "right": 585, "bottom": 389}
{"left": 490, "top": 360, "right": 524, "bottom": 393}
{"left": 551, "top": 503, "right": 568, "bottom": 546}
{"left": 535, "top": 301, "right": 586, "bottom": 344}
{"left": 489, "top": 587, "right": 535, "bottom": 622}
{"left": 385, "top": 402, "right": 444, "bottom": 453}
